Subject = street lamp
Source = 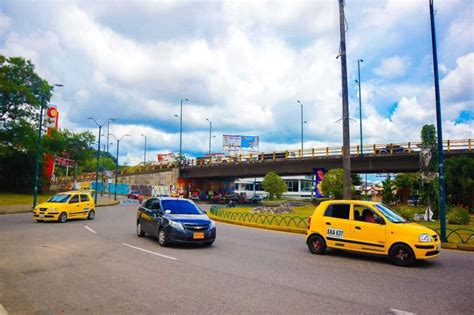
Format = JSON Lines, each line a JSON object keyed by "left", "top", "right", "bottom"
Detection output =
{"left": 175, "top": 98, "right": 189, "bottom": 168}
{"left": 88, "top": 117, "right": 114, "bottom": 204}
{"left": 33, "top": 83, "right": 63, "bottom": 209}
{"left": 141, "top": 134, "right": 147, "bottom": 165}
{"left": 355, "top": 59, "right": 367, "bottom": 198}
{"left": 106, "top": 119, "right": 116, "bottom": 153}
{"left": 109, "top": 133, "right": 130, "bottom": 200}
{"left": 206, "top": 118, "right": 212, "bottom": 160}
{"left": 297, "top": 100, "right": 305, "bottom": 153}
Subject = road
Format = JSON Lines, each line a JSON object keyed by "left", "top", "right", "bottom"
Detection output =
{"left": 0, "top": 204, "right": 472, "bottom": 314}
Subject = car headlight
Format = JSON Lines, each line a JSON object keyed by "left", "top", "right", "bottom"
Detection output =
{"left": 210, "top": 220, "right": 216, "bottom": 229}
{"left": 168, "top": 220, "right": 185, "bottom": 231}
{"left": 419, "top": 233, "right": 432, "bottom": 242}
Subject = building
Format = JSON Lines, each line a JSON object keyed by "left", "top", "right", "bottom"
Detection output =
{"left": 234, "top": 175, "right": 314, "bottom": 199}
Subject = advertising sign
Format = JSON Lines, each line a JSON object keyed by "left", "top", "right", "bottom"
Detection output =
{"left": 223, "top": 135, "right": 259, "bottom": 152}
{"left": 314, "top": 168, "right": 327, "bottom": 198}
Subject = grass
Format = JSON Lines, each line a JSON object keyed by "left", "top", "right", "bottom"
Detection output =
{"left": 0, "top": 193, "right": 51, "bottom": 206}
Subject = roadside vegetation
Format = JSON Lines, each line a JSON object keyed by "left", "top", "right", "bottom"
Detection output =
{"left": 0, "top": 193, "right": 50, "bottom": 206}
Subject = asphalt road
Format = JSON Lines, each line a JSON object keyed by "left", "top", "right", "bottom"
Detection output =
{"left": 0, "top": 204, "right": 472, "bottom": 314}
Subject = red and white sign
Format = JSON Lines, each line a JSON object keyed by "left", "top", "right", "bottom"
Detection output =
{"left": 55, "top": 156, "right": 75, "bottom": 167}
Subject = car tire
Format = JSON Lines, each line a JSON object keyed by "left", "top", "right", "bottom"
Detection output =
{"left": 58, "top": 212, "right": 67, "bottom": 223}
{"left": 137, "top": 220, "right": 145, "bottom": 237}
{"left": 87, "top": 210, "right": 95, "bottom": 220}
{"left": 157, "top": 228, "right": 169, "bottom": 247}
{"left": 307, "top": 234, "right": 326, "bottom": 255}
{"left": 389, "top": 244, "right": 415, "bottom": 267}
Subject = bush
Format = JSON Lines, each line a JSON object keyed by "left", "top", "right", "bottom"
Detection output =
{"left": 392, "top": 205, "right": 419, "bottom": 221}
{"left": 262, "top": 172, "right": 287, "bottom": 200}
{"left": 446, "top": 206, "right": 470, "bottom": 225}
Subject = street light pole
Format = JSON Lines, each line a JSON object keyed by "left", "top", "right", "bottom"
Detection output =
{"left": 297, "top": 100, "right": 304, "bottom": 153}
{"left": 338, "top": 0, "right": 352, "bottom": 200}
{"left": 177, "top": 98, "right": 188, "bottom": 168}
{"left": 141, "top": 134, "right": 147, "bottom": 164}
{"left": 356, "top": 59, "right": 367, "bottom": 198}
{"left": 88, "top": 117, "right": 113, "bottom": 204}
{"left": 33, "top": 83, "right": 63, "bottom": 209}
{"left": 206, "top": 118, "right": 212, "bottom": 159}
{"left": 105, "top": 119, "right": 115, "bottom": 153}
{"left": 429, "top": 0, "right": 447, "bottom": 242}
{"left": 110, "top": 133, "right": 129, "bottom": 201}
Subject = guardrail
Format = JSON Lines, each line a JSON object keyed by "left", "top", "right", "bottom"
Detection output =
{"left": 53, "top": 139, "right": 472, "bottom": 180}
{"left": 209, "top": 206, "right": 308, "bottom": 230}
{"left": 431, "top": 228, "right": 474, "bottom": 244}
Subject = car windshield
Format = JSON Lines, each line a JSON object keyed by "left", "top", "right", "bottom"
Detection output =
{"left": 47, "top": 194, "right": 71, "bottom": 203}
{"left": 375, "top": 204, "right": 408, "bottom": 223}
{"left": 161, "top": 200, "right": 203, "bottom": 215}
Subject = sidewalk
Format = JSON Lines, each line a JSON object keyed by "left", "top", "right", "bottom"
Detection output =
{"left": 0, "top": 196, "right": 119, "bottom": 215}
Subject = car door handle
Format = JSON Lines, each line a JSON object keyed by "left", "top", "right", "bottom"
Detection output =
{"left": 355, "top": 226, "right": 361, "bottom": 230}
{"left": 325, "top": 222, "right": 331, "bottom": 226}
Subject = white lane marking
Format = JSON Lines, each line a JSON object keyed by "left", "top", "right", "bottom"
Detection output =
{"left": 122, "top": 243, "right": 177, "bottom": 261}
{"left": 389, "top": 309, "right": 415, "bottom": 315}
{"left": 84, "top": 226, "right": 97, "bottom": 234}
{"left": 0, "top": 304, "right": 8, "bottom": 315}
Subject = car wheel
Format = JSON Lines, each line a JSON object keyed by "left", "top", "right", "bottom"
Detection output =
{"left": 58, "top": 212, "right": 67, "bottom": 223}
{"left": 137, "top": 220, "right": 145, "bottom": 237}
{"left": 87, "top": 210, "right": 95, "bottom": 220}
{"left": 307, "top": 235, "right": 326, "bottom": 255}
{"left": 389, "top": 244, "right": 415, "bottom": 267}
{"left": 157, "top": 228, "right": 169, "bottom": 247}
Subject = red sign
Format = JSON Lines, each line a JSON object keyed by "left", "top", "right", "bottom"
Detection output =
{"left": 55, "top": 156, "right": 75, "bottom": 167}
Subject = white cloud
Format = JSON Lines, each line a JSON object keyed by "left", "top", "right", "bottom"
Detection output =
{"left": 373, "top": 56, "right": 409, "bottom": 79}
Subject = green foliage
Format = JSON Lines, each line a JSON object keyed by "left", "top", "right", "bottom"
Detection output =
{"left": 445, "top": 155, "right": 474, "bottom": 210}
{"left": 421, "top": 124, "right": 437, "bottom": 146}
{"left": 446, "top": 206, "right": 470, "bottom": 225}
{"left": 351, "top": 174, "right": 362, "bottom": 186}
{"left": 262, "top": 172, "right": 287, "bottom": 200}
{"left": 261, "top": 200, "right": 284, "bottom": 207}
{"left": 392, "top": 205, "right": 421, "bottom": 221}
{"left": 321, "top": 168, "right": 347, "bottom": 199}
{"left": 0, "top": 55, "right": 52, "bottom": 122}
{"left": 394, "top": 173, "right": 421, "bottom": 204}
{"left": 421, "top": 179, "right": 439, "bottom": 220}
{"left": 382, "top": 176, "right": 395, "bottom": 204}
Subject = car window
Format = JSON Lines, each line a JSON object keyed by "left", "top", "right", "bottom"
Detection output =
{"left": 151, "top": 200, "right": 161, "bottom": 210}
{"left": 143, "top": 199, "right": 154, "bottom": 209}
{"left": 47, "top": 194, "right": 71, "bottom": 203}
{"left": 69, "top": 195, "right": 80, "bottom": 204}
{"left": 161, "top": 200, "right": 203, "bottom": 215}
{"left": 80, "top": 194, "right": 90, "bottom": 202}
{"left": 324, "top": 204, "right": 350, "bottom": 219}
{"left": 354, "top": 206, "right": 383, "bottom": 224}
{"left": 375, "top": 204, "right": 407, "bottom": 223}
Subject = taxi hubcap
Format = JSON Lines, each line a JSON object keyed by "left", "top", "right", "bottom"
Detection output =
{"left": 313, "top": 240, "right": 320, "bottom": 250}
{"left": 137, "top": 224, "right": 141, "bottom": 234}
{"left": 159, "top": 231, "right": 165, "bottom": 243}
{"left": 396, "top": 249, "right": 408, "bottom": 261}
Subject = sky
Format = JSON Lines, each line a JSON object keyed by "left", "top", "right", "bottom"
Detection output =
{"left": 0, "top": 0, "right": 473, "bottom": 166}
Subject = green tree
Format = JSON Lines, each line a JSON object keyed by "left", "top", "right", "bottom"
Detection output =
{"left": 321, "top": 168, "right": 347, "bottom": 199}
{"left": 420, "top": 124, "right": 439, "bottom": 218}
{"left": 351, "top": 174, "right": 362, "bottom": 186}
{"left": 0, "top": 55, "right": 52, "bottom": 122}
{"left": 445, "top": 155, "right": 474, "bottom": 210}
{"left": 382, "top": 176, "right": 395, "bottom": 204}
{"left": 394, "top": 173, "right": 420, "bottom": 204}
{"left": 262, "top": 172, "right": 287, "bottom": 200}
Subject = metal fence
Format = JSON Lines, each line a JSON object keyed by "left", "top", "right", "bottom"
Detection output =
{"left": 209, "top": 206, "right": 308, "bottom": 230}
{"left": 431, "top": 228, "right": 474, "bottom": 244}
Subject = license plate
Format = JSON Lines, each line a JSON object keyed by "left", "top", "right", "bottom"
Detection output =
{"left": 39, "top": 214, "right": 45, "bottom": 218}
{"left": 193, "top": 232, "right": 205, "bottom": 239}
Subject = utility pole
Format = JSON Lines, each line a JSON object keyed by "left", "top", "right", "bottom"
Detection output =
{"left": 356, "top": 59, "right": 367, "bottom": 198}
{"left": 206, "top": 118, "right": 212, "bottom": 161}
{"left": 297, "top": 100, "right": 304, "bottom": 153}
{"left": 429, "top": 0, "right": 447, "bottom": 242}
{"left": 338, "top": 0, "right": 352, "bottom": 199}
{"left": 141, "top": 134, "right": 147, "bottom": 164}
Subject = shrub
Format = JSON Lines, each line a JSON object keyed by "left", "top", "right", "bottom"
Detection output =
{"left": 446, "top": 206, "right": 470, "bottom": 225}
{"left": 261, "top": 200, "right": 283, "bottom": 207}
{"left": 262, "top": 172, "right": 287, "bottom": 200}
{"left": 392, "top": 205, "right": 419, "bottom": 221}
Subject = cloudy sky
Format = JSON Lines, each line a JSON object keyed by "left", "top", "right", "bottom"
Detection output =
{"left": 1, "top": 0, "right": 473, "bottom": 165}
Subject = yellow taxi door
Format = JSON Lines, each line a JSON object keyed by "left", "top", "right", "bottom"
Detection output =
{"left": 68, "top": 194, "right": 82, "bottom": 217}
{"left": 80, "top": 194, "right": 92, "bottom": 217}
{"left": 350, "top": 205, "right": 386, "bottom": 254}
{"left": 321, "top": 203, "right": 353, "bottom": 250}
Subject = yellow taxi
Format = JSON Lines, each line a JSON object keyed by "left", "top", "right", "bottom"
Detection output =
{"left": 306, "top": 200, "right": 441, "bottom": 267}
{"left": 33, "top": 191, "right": 95, "bottom": 223}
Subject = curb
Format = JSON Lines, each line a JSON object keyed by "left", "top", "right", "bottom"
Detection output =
{"left": 96, "top": 200, "right": 121, "bottom": 207}
{"left": 209, "top": 213, "right": 474, "bottom": 252}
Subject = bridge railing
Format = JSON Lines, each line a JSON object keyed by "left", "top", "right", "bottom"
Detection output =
{"left": 184, "top": 139, "right": 472, "bottom": 168}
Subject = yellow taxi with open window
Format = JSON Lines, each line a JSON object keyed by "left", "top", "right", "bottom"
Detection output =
{"left": 306, "top": 200, "right": 441, "bottom": 267}
{"left": 33, "top": 191, "right": 95, "bottom": 223}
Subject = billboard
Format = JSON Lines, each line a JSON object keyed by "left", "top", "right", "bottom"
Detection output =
{"left": 314, "top": 168, "right": 327, "bottom": 198}
{"left": 223, "top": 135, "right": 259, "bottom": 152}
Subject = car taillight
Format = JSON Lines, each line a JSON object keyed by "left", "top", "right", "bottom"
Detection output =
{"left": 307, "top": 217, "right": 311, "bottom": 229}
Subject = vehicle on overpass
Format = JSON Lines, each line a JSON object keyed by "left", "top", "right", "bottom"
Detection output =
{"left": 136, "top": 197, "right": 216, "bottom": 247}
{"left": 306, "top": 200, "right": 441, "bottom": 267}
{"left": 33, "top": 191, "right": 95, "bottom": 223}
